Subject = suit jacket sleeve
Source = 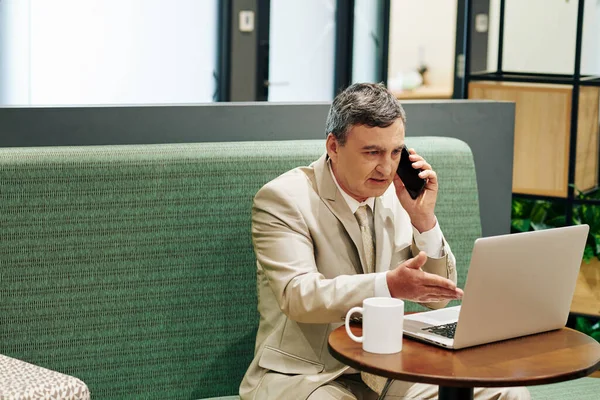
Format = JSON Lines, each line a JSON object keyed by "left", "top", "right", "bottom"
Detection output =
{"left": 410, "top": 235, "right": 457, "bottom": 310}
{"left": 252, "top": 183, "right": 377, "bottom": 324}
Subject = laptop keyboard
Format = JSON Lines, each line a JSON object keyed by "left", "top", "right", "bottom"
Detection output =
{"left": 421, "top": 322, "right": 457, "bottom": 339}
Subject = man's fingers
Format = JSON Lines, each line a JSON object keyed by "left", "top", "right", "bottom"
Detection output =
{"left": 422, "top": 272, "right": 457, "bottom": 291}
{"left": 418, "top": 287, "right": 463, "bottom": 302}
{"left": 418, "top": 294, "right": 461, "bottom": 302}
{"left": 390, "top": 252, "right": 463, "bottom": 302}
{"left": 404, "top": 251, "right": 427, "bottom": 270}
{"left": 419, "top": 169, "right": 438, "bottom": 185}
{"left": 423, "top": 287, "right": 462, "bottom": 298}
{"left": 412, "top": 160, "right": 431, "bottom": 171}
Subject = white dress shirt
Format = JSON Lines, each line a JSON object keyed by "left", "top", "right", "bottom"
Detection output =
{"left": 328, "top": 162, "right": 444, "bottom": 297}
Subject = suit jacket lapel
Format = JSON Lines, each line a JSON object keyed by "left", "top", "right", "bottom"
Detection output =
{"left": 313, "top": 154, "right": 366, "bottom": 274}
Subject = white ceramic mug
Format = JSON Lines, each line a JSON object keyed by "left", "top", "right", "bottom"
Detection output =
{"left": 345, "top": 297, "right": 404, "bottom": 354}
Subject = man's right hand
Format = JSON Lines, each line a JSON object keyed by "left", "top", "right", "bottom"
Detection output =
{"left": 386, "top": 251, "right": 463, "bottom": 302}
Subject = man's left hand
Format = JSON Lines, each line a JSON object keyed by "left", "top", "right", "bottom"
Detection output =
{"left": 393, "top": 148, "right": 437, "bottom": 233}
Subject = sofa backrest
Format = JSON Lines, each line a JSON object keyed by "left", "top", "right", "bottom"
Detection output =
{"left": 0, "top": 138, "right": 480, "bottom": 399}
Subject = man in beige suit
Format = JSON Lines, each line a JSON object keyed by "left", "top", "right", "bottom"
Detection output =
{"left": 240, "top": 83, "right": 529, "bottom": 400}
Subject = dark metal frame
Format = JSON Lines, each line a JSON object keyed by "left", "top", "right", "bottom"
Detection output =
{"left": 565, "top": 0, "right": 587, "bottom": 223}
{"left": 255, "top": 0, "right": 271, "bottom": 101}
{"left": 496, "top": 0, "right": 505, "bottom": 74}
{"left": 452, "top": 0, "right": 467, "bottom": 99}
{"left": 462, "top": 0, "right": 600, "bottom": 226}
{"left": 333, "top": 0, "right": 391, "bottom": 94}
{"left": 460, "top": 0, "right": 472, "bottom": 99}
{"left": 469, "top": 71, "right": 600, "bottom": 87}
{"left": 216, "top": 0, "right": 232, "bottom": 101}
{"left": 334, "top": 0, "right": 355, "bottom": 95}
{"left": 380, "top": 0, "right": 391, "bottom": 86}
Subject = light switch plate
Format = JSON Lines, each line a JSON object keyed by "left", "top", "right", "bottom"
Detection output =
{"left": 475, "top": 13, "right": 488, "bottom": 33}
{"left": 239, "top": 10, "right": 255, "bottom": 33}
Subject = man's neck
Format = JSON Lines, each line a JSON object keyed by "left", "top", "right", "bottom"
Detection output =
{"left": 328, "top": 160, "right": 375, "bottom": 213}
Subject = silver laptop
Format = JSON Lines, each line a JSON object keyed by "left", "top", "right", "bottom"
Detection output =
{"left": 403, "top": 225, "right": 589, "bottom": 350}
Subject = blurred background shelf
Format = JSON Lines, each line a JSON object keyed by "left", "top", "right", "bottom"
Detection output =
{"left": 469, "top": 80, "right": 599, "bottom": 197}
{"left": 571, "top": 259, "right": 600, "bottom": 318}
{"left": 393, "top": 86, "right": 453, "bottom": 100}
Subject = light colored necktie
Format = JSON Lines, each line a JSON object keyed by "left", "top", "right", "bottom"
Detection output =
{"left": 354, "top": 205, "right": 375, "bottom": 274}
{"left": 355, "top": 205, "right": 387, "bottom": 392}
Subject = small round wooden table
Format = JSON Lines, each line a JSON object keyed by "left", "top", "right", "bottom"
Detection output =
{"left": 328, "top": 324, "right": 600, "bottom": 400}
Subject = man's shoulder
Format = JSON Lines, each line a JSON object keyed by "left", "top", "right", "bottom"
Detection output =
{"left": 256, "top": 163, "right": 318, "bottom": 201}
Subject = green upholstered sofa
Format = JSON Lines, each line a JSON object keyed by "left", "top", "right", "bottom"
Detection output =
{"left": 0, "top": 138, "right": 597, "bottom": 399}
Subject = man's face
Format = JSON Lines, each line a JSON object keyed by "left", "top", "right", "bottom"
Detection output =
{"left": 327, "top": 119, "right": 405, "bottom": 202}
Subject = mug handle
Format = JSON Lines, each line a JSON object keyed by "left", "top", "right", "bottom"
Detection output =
{"left": 345, "top": 307, "right": 363, "bottom": 343}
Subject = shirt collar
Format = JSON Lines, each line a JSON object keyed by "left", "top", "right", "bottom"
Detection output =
{"left": 328, "top": 160, "right": 375, "bottom": 214}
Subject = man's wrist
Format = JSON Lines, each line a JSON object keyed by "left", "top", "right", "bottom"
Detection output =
{"left": 375, "top": 272, "right": 392, "bottom": 298}
{"left": 410, "top": 214, "right": 436, "bottom": 233}
{"left": 385, "top": 271, "right": 398, "bottom": 298}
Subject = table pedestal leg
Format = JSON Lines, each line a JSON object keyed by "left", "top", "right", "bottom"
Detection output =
{"left": 438, "top": 386, "right": 474, "bottom": 400}
{"left": 378, "top": 378, "right": 394, "bottom": 400}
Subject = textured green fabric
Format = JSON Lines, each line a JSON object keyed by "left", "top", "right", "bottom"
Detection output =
{"left": 0, "top": 138, "right": 479, "bottom": 399}
{"left": 528, "top": 377, "right": 600, "bottom": 399}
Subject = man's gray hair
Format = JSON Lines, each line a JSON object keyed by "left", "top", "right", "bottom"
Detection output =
{"left": 325, "top": 82, "right": 406, "bottom": 145}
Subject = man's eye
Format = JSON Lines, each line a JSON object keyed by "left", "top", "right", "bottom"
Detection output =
{"left": 366, "top": 151, "right": 379, "bottom": 156}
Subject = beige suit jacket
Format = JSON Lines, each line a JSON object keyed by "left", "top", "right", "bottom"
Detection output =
{"left": 239, "top": 154, "right": 456, "bottom": 400}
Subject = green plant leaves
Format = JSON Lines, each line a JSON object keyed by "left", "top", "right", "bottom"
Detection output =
{"left": 576, "top": 316, "right": 592, "bottom": 333}
{"left": 530, "top": 201, "right": 550, "bottom": 223}
{"left": 582, "top": 246, "right": 594, "bottom": 263}
{"left": 575, "top": 317, "right": 600, "bottom": 343}
{"left": 512, "top": 197, "right": 600, "bottom": 261}
{"left": 545, "top": 215, "right": 566, "bottom": 227}
{"left": 511, "top": 218, "right": 530, "bottom": 232}
{"left": 594, "top": 233, "right": 600, "bottom": 256}
{"left": 511, "top": 199, "right": 561, "bottom": 233}
{"left": 530, "top": 222, "right": 554, "bottom": 231}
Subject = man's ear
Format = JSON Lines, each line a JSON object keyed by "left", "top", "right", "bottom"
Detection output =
{"left": 326, "top": 133, "right": 339, "bottom": 162}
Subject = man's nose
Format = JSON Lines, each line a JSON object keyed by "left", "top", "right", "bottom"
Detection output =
{"left": 376, "top": 157, "right": 395, "bottom": 176}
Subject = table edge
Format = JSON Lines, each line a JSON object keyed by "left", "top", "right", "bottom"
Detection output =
{"left": 327, "top": 329, "right": 600, "bottom": 388}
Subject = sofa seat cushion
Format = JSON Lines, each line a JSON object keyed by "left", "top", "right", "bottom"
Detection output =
{"left": 197, "top": 377, "right": 600, "bottom": 399}
{"left": 528, "top": 377, "right": 600, "bottom": 399}
{"left": 200, "top": 377, "right": 600, "bottom": 399}
{"left": 199, "top": 397, "right": 239, "bottom": 400}
{"left": 0, "top": 354, "right": 90, "bottom": 399}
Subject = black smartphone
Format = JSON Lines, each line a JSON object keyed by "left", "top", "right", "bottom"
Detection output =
{"left": 396, "top": 145, "right": 426, "bottom": 200}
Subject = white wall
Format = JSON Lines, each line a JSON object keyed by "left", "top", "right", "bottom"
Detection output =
{"left": 488, "top": 0, "right": 600, "bottom": 75}
{"left": 0, "top": 0, "right": 218, "bottom": 106}
{"left": 268, "top": 0, "right": 336, "bottom": 101}
{"left": 0, "top": 0, "right": 31, "bottom": 105}
{"left": 388, "top": 0, "right": 457, "bottom": 90}
{"left": 582, "top": 0, "right": 600, "bottom": 75}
